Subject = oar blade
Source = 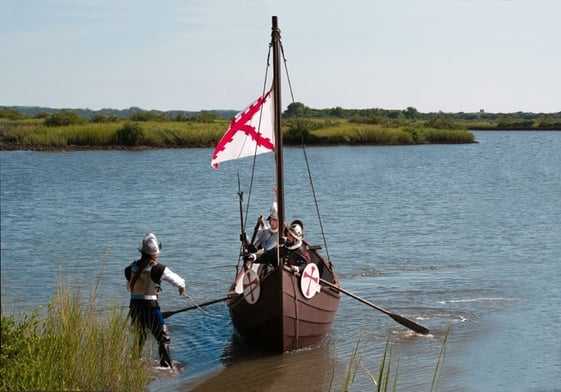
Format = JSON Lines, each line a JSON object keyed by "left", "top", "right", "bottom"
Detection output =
{"left": 390, "top": 313, "right": 430, "bottom": 335}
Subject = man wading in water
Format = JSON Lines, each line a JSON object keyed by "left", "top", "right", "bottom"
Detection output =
{"left": 125, "top": 233, "right": 186, "bottom": 368}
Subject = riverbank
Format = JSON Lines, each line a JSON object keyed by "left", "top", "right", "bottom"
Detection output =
{"left": 0, "top": 118, "right": 476, "bottom": 151}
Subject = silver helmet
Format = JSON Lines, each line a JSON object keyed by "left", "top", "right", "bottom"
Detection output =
{"left": 139, "top": 233, "right": 161, "bottom": 255}
{"left": 287, "top": 222, "right": 303, "bottom": 241}
{"left": 268, "top": 201, "right": 278, "bottom": 221}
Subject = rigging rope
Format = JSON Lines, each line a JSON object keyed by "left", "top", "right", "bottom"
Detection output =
{"left": 181, "top": 292, "right": 227, "bottom": 319}
{"left": 243, "top": 36, "right": 331, "bottom": 264}
{"left": 280, "top": 41, "right": 331, "bottom": 263}
{"left": 237, "top": 44, "right": 273, "bottom": 273}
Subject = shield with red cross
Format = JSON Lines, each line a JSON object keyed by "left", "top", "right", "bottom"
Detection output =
{"left": 300, "top": 263, "right": 321, "bottom": 299}
{"left": 242, "top": 269, "right": 260, "bottom": 304}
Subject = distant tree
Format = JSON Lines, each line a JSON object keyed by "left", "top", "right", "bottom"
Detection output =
{"left": 327, "top": 106, "right": 345, "bottom": 118}
{"left": 0, "top": 108, "right": 29, "bottom": 120}
{"left": 44, "top": 110, "right": 86, "bottom": 127}
{"left": 193, "top": 111, "right": 218, "bottom": 123}
{"left": 426, "top": 113, "right": 462, "bottom": 129}
{"left": 90, "top": 114, "right": 119, "bottom": 123}
{"left": 34, "top": 112, "right": 50, "bottom": 119}
{"left": 172, "top": 113, "right": 190, "bottom": 122}
{"left": 128, "top": 111, "right": 167, "bottom": 122}
{"left": 404, "top": 106, "right": 420, "bottom": 120}
{"left": 284, "top": 102, "right": 310, "bottom": 118}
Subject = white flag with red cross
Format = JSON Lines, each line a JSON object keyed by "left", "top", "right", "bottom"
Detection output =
{"left": 211, "top": 87, "right": 275, "bottom": 169}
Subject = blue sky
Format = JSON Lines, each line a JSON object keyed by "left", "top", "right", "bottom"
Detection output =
{"left": 1, "top": 0, "right": 560, "bottom": 113}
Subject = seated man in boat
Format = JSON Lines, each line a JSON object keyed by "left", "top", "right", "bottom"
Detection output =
{"left": 249, "top": 201, "right": 279, "bottom": 254}
{"left": 244, "top": 220, "right": 310, "bottom": 273}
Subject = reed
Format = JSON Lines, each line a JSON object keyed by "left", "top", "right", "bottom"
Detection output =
{"left": 297, "top": 120, "right": 475, "bottom": 145}
{"left": 0, "top": 258, "right": 150, "bottom": 391}
{"left": 2, "top": 279, "right": 449, "bottom": 392}
{"left": 1, "top": 117, "right": 475, "bottom": 150}
{"left": 335, "top": 328, "right": 449, "bottom": 392}
{"left": 310, "top": 123, "right": 415, "bottom": 145}
{"left": 0, "top": 119, "right": 230, "bottom": 148}
{"left": 131, "top": 121, "right": 229, "bottom": 147}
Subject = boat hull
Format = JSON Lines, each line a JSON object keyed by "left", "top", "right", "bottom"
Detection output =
{"left": 228, "top": 253, "right": 340, "bottom": 352}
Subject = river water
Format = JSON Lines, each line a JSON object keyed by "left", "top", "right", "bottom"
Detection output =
{"left": 1, "top": 131, "right": 560, "bottom": 391}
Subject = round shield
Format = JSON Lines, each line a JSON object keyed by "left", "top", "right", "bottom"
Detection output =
{"left": 300, "top": 263, "right": 321, "bottom": 299}
{"left": 243, "top": 269, "right": 260, "bottom": 304}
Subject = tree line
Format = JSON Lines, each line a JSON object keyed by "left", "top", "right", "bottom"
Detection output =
{"left": 2, "top": 104, "right": 561, "bottom": 130}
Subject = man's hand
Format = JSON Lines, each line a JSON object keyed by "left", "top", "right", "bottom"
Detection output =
{"left": 243, "top": 253, "right": 257, "bottom": 262}
{"left": 179, "top": 286, "right": 185, "bottom": 296}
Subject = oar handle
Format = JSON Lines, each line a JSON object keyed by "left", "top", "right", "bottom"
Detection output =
{"left": 162, "top": 297, "right": 229, "bottom": 319}
{"left": 320, "top": 278, "right": 430, "bottom": 335}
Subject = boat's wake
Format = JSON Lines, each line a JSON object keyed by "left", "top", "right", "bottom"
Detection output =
{"left": 437, "top": 297, "right": 515, "bottom": 305}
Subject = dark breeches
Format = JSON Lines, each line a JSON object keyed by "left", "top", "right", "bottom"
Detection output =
{"left": 129, "top": 301, "right": 173, "bottom": 367}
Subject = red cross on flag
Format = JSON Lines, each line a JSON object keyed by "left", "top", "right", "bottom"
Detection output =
{"left": 211, "top": 87, "right": 275, "bottom": 169}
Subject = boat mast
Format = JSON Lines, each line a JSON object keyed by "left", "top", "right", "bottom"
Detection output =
{"left": 272, "top": 16, "right": 285, "bottom": 232}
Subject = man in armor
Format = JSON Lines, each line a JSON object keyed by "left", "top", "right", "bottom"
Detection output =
{"left": 245, "top": 220, "right": 310, "bottom": 272}
{"left": 124, "top": 233, "right": 185, "bottom": 368}
{"left": 249, "top": 201, "right": 279, "bottom": 254}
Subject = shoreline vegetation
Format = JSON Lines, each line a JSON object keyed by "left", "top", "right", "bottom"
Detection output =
{"left": 2, "top": 105, "right": 560, "bottom": 151}
{"left": 1, "top": 279, "right": 448, "bottom": 391}
{"left": 1, "top": 290, "right": 151, "bottom": 392}
{"left": 1, "top": 277, "right": 151, "bottom": 392}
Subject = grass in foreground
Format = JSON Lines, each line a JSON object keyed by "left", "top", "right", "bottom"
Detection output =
{"left": 2, "top": 276, "right": 448, "bottom": 392}
{"left": 0, "top": 282, "right": 151, "bottom": 392}
{"left": 332, "top": 328, "right": 449, "bottom": 392}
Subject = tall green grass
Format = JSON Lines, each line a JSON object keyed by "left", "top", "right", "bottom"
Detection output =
{"left": 333, "top": 328, "right": 449, "bottom": 392}
{"left": 306, "top": 120, "right": 474, "bottom": 145}
{"left": 1, "top": 117, "right": 475, "bottom": 149}
{"left": 0, "top": 119, "right": 230, "bottom": 148}
{"left": 0, "top": 266, "right": 150, "bottom": 391}
{"left": 1, "top": 278, "right": 449, "bottom": 392}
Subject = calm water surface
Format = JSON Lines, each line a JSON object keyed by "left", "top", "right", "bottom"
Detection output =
{"left": 1, "top": 131, "right": 560, "bottom": 391}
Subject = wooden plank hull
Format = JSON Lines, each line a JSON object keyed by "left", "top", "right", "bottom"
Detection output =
{"left": 228, "top": 257, "right": 340, "bottom": 352}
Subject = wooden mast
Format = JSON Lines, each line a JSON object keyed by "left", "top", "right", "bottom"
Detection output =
{"left": 228, "top": 18, "right": 342, "bottom": 351}
{"left": 271, "top": 16, "right": 284, "bottom": 235}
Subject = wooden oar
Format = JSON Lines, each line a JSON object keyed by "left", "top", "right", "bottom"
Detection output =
{"left": 320, "top": 278, "right": 430, "bottom": 335}
{"left": 162, "top": 297, "right": 229, "bottom": 319}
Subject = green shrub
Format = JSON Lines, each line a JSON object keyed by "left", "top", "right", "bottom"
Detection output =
{"left": 91, "top": 114, "right": 119, "bottom": 123}
{"left": 113, "top": 122, "right": 145, "bottom": 146}
{"left": 128, "top": 111, "right": 167, "bottom": 122}
{"left": 0, "top": 108, "right": 29, "bottom": 120}
{"left": 44, "top": 110, "right": 86, "bottom": 127}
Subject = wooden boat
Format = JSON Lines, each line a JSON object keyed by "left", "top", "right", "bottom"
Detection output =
{"left": 211, "top": 16, "right": 341, "bottom": 352}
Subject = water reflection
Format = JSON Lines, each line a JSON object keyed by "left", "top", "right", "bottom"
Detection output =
{"left": 186, "top": 337, "right": 334, "bottom": 392}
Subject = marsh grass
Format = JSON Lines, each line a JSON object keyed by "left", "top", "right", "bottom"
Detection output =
{"left": 334, "top": 328, "right": 450, "bottom": 392}
{"left": 138, "top": 121, "right": 228, "bottom": 147}
{"left": 1, "top": 273, "right": 449, "bottom": 392}
{"left": 0, "top": 257, "right": 150, "bottom": 391}
{"left": 312, "top": 122, "right": 415, "bottom": 145}
{"left": 313, "top": 120, "right": 474, "bottom": 145}
{"left": 1, "top": 117, "right": 474, "bottom": 150}
{"left": 0, "top": 118, "right": 230, "bottom": 148}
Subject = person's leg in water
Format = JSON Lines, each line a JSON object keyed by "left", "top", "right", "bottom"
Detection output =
{"left": 149, "top": 307, "right": 173, "bottom": 368}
